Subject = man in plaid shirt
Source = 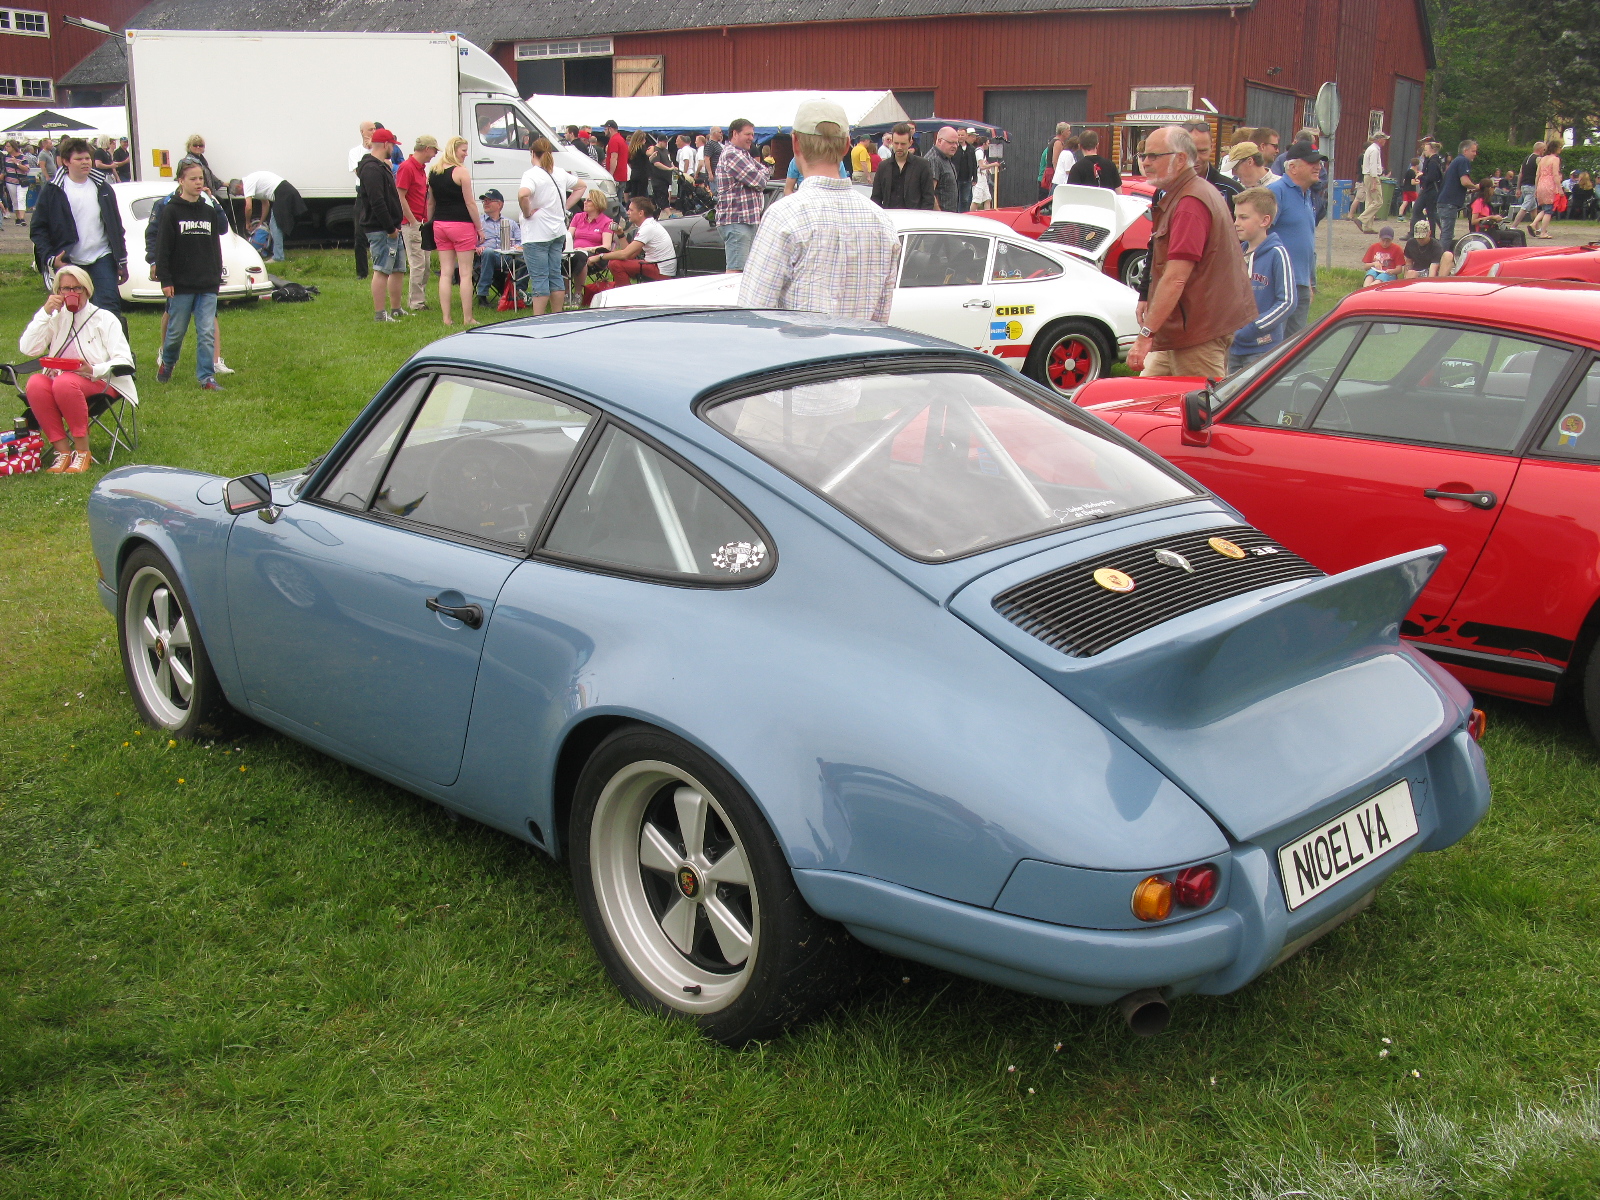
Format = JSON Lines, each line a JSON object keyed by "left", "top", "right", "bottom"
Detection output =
{"left": 738, "top": 99, "right": 900, "bottom": 322}
{"left": 715, "top": 118, "right": 769, "bottom": 271}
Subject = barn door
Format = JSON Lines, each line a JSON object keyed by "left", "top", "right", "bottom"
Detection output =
{"left": 613, "top": 55, "right": 663, "bottom": 96}
{"left": 983, "top": 89, "right": 1087, "bottom": 209}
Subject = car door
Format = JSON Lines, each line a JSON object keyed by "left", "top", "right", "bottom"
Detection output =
{"left": 467, "top": 99, "right": 538, "bottom": 205}
{"left": 1434, "top": 356, "right": 1600, "bottom": 689}
{"left": 1142, "top": 318, "right": 1578, "bottom": 624}
{"left": 889, "top": 231, "right": 997, "bottom": 352}
{"left": 225, "top": 372, "right": 596, "bottom": 785}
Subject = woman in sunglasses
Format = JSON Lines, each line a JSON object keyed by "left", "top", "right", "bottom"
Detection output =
{"left": 20, "top": 264, "right": 137, "bottom": 473}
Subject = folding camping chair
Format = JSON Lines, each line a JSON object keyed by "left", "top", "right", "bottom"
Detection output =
{"left": 482, "top": 248, "right": 532, "bottom": 312}
{"left": 4, "top": 358, "right": 140, "bottom": 464}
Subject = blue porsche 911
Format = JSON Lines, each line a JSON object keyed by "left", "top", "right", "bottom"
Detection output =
{"left": 89, "top": 309, "right": 1490, "bottom": 1044}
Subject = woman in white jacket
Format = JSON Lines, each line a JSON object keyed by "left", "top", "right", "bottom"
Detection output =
{"left": 21, "top": 264, "right": 137, "bottom": 473}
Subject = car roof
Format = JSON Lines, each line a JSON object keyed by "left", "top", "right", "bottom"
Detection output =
{"left": 1333, "top": 277, "right": 1600, "bottom": 347}
{"left": 884, "top": 210, "right": 1038, "bottom": 238}
{"left": 414, "top": 307, "right": 987, "bottom": 442}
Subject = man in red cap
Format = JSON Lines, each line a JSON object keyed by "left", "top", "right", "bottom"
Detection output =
{"left": 355, "top": 128, "right": 407, "bottom": 321}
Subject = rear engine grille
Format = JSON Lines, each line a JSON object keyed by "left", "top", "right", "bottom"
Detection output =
{"left": 994, "top": 526, "right": 1323, "bottom": 657}
{"left": 1040, "top": 221, "right": 1108, "bottom": 253}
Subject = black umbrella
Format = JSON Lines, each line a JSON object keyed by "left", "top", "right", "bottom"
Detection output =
{"left": 2, "top": 110, "right": 96, "bottom": 134}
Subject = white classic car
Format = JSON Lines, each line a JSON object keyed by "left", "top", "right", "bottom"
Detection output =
{"left": 594, "top": 208, "right": 1140, "bottom": 399}
{"left": 113, "top": 182, "right": 275, "bottom": 306}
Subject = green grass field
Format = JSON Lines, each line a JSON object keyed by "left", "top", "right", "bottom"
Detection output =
{"left": 3, "top": 254, "right": 1599, "bottom": 1199}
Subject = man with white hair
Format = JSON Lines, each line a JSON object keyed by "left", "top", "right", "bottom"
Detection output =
{"left": 926, "top": 126, "right": 960, "bottom": 212}
{"left": 1127, "top": 125, "right": 1256, "bottom": 379}
{"left": 739, "top": 98, "right": 899, "bottom": 321}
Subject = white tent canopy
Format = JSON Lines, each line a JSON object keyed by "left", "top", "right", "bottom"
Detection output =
{"left": 0, "top": 106, "right": 127, "bottom": 141}
{"left": 523, "top": 90, "right": 908, "bottom": 141}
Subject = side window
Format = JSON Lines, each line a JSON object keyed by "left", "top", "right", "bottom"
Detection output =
{"left": 991, "top": 240, "right": 1062, "bottom": 283}
{"left": 1537, "top": 361, "right": 1600, "bottom": 459}
{"left": 370, "top": 376, "right": 592, "bottom": 547}
{"left": 1309, "top": 323, "right": 1572, "bottom": 452}
{"left": 1233, "top": 324, "right": 1360, "bottom": 428}
{"left": 898, "top": 233, "right": 992, "bottom": 288}
{"left": 543, "top": 426, "right": 771, "bottom": 582}
{"left": 317, "top": 375, "right": 430, "bottom": 511}
{"left": 475, "top": 103, "right": 535, "bottom": 151}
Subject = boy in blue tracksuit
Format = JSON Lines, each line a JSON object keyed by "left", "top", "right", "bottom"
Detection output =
{"left": 1228, "top": 186, "right": 1295, "bottom": 374}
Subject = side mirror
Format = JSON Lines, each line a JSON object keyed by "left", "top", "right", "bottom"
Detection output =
{"left": 1182, "top": 387, "right": 1214, "bottom": 433}
{"left": 224, "top": 473, "right": 274, "bottom": 516}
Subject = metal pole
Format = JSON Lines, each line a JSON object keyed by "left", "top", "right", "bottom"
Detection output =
{"left": 1323, "top": 132, "right": 1335, "bottom": 281}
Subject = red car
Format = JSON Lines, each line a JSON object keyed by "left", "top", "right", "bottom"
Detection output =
{"left": 1454, "top": 240, "right": 1600, "bottom": 282}
{"left": 978, "top": 178, "right": 1155, "bottom": 288}
{"left": 1074, "top": 278, "right": 1600, "bottom": 738}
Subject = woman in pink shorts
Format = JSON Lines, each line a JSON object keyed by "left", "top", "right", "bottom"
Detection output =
{"left": 427, "top": 135, "right": 484, "bottom": 326}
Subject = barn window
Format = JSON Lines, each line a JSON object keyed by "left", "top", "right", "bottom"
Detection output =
{"left": 1131, "top": 86, "right": 1192, "bottom": 111}
{"left": 0, "top": 8, "right": 49, "bottom": 35}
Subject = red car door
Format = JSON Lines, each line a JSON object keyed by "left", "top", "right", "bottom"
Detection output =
{"left": 1432, "top": 357, "right": 1600, "bottom": 699}
{"left": 1141, "top": 318, "right": 1581, "bottom": 625}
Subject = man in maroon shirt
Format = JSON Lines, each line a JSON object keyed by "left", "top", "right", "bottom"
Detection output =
{"left": 603, "top": 120, "right": 629, "bottom": 188}
{"left": 394, "top": 134, "right": 437, "bottom": 311}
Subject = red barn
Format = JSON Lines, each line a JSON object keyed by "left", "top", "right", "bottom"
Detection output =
{"left": 59, "top": 0, "right": 1431, "bottom": 203}
{"left": 0, "top": 0, "right": 143, "bottom": 109}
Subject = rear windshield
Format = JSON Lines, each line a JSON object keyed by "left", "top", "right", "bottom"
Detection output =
{"left": 704, "top": 370, "right": 1196, "bottom": 560}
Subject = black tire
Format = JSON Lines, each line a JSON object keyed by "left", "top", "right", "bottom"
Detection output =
{"left": 1024, "top": 319, "right": 1113, "bottom": 400}
{"left": 569, "top": 725, "right": 866, "bottom": 1046}
{"left": 117, "top": 544, "right": 234, "bottom": 738}
{"left": 1585, "top": 644, "right": 1600, "bottom": 747}
{"left": 1119, "top": 249, "right": 1147, "bottom": 290}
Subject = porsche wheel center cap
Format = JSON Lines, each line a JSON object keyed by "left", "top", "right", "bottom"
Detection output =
{"left": 154, "top": 638, "right": 167, "bottom": 660}
{"left": 676, "top": 865, "right": 702, "bottom": 899}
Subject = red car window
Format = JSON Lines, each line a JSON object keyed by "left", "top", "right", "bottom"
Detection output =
{"left": 1230, "top": 324, "right": 1361, "bottom": 429}
{"left": 1535, "top": 360, "right": 1600, "bottom": 460}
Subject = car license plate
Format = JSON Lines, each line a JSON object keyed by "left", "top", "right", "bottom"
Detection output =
{"left": 1278, "top": 780, "right": 1418, "bottom": 911}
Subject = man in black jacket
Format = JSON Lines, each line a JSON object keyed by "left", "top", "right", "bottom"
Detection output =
{"left": 30, "top": 137, "right": 127, "bottom": 311}
{"left": 871, "top": 123, "right": 936, "bottom": 210}
{"left": 356, "top": 128, "right": 407, "bottom": 322}
{"left": 953, "top": 129, "right": 980, "bottom": 212}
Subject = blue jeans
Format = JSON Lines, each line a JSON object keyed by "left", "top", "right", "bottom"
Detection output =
{"left": 476, "top": 249, "right": 509, "bottom": 298}
{"left": 1437, "top": 203, "right": 1461, "bottom": 252}
{"left": 521, "top": 237, "right": 564, "bottom": 297}
{"left": 162, "top": 291, "right": 218, "bottom": 382}
{"left": 720, "top": 222, "right": 756, "bottom": 270}
{"left": 268, "top": 213, "right": 285, "bottom": 262}
{"left": 956, "top": 181, "right": 973, "bottom": 213}
{"left": 74, "top": 253, "right": 121, "bottom": 313}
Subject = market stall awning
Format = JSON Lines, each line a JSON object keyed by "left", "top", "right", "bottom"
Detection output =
{"left": 3, "top": 109, "right": 95, "bottom": 133}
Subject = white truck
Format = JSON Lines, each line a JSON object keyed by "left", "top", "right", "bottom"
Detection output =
{"left": 124, "top": 29, "right": 614, "bottom": 242}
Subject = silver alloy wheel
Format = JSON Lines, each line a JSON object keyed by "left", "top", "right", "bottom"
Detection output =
{"left": 124, "top": 564, "right": 195, "bottom": 728}
{"left": 588, "top": 759, "right": 759, "bottom": 1012}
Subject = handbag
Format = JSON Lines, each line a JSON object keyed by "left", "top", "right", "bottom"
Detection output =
{"left": 420, "top": 221, "right": 436, "bottom": 251}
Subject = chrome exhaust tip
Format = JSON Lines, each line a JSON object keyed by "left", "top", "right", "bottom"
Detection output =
{"left": 1116, "top": 989, "right": 1171, "bottom": 1036}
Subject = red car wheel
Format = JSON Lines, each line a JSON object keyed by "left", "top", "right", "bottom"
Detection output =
{"left": 1027, "top": 320, "right": 1108, "bottom": 399}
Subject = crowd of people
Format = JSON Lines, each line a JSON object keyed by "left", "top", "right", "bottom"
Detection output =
{"left": 2, "top": 135, "right": 132, "bottom": 228}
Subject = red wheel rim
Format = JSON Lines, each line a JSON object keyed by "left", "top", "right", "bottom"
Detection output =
{"left": 1046, "top": 338, "right": 1095, "bottom": 392}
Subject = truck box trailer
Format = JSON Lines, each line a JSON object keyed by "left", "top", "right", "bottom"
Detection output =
{"left": 125, "top": 29, "right": 615, "bottom": 242}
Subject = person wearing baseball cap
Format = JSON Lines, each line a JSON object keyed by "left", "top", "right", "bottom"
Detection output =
{"left": 395, "top": 134, "right": 438, "bottom": 311}
{"left": 737, "top": 98, "right": 900, "bottom": 322}
{"left": 1266, "top": 140, "right": 1326, "bottom": 336}
{"left": 356, "top": 128, "right": 408, "bottom": 321}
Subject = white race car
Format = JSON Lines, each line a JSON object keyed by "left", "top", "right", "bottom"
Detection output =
{"left": 114, "top": 181, "right": 275, "bottom": 306}
{"left": 594, "top": 206, "right": 1140, "bottom": 399}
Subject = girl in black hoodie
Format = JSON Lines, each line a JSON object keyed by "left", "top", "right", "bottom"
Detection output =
{"left": 154, "top": 161, "right": 226, "bottom": 389}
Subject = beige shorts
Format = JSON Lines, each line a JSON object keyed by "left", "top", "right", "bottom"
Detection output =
{"left": 1141, "top": 334, "right": 1231, "bottom": 380}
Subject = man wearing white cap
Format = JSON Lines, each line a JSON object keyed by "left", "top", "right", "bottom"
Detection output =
{"left": 738, "top": 99, "right": 900, "bottom": 321}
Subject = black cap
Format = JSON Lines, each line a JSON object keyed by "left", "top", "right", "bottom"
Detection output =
{"left": 478, "top": 188, "right": 504, "bottom": 202}
{"left": 1282, "top": 140, "right": 1327, "bottom": 164}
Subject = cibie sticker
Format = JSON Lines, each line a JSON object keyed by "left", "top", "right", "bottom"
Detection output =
{"left": 1557, "top": 413, "right": 1586, "bottom": 446}
{"left": 989, "top": 320, "right": 1024, "bottom": 341}
{"left": 995, "top": 304, "right": 1036, "bottom": 318}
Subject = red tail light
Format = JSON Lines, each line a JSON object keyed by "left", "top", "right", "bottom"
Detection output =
{"left": 1467, "top": 708, "right": 1486, "bottom": 740}
{"left": 1173, "top": 864, "right": 1219, "bottom": 908}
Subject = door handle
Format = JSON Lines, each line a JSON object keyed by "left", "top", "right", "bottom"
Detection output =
{"left": 474, "top": 158, "right": 493, "bottom": 164}
{"left": 963, "top": 299, "right": 992, "bottom": 309}
{"left": 425, "top": 597, "right": 485, "bottom": 628}
{"left": 1423, "top": 488, "right": 1497, "bottom": 509}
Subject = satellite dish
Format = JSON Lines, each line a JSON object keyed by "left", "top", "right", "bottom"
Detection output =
{"left": 1314, "top": 83, "right": 1341, "bottom": 137}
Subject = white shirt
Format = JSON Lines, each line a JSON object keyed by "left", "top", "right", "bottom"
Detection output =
{"left": 242, "top": 170, "right": 284, "bottom": 199}
{"left": 676, "top": 145, "right": 700, "bottom": 176}
{"left": 62, "top": 175, "right": 108, "bottom": 264}
{"left": 1052, "top": 149, "right": 1077, "bottom": 187}
{"left": 633, "top": 217, "right": 677, "bottom": 275}
{"left": 517, "top": 165, "right": 566, "bottom": 243}
{"left": 348, "top": 145, "right": 367, "bottom": 173}
{"left": 1362, "top": 141, "right": 1385, "bottom": 177}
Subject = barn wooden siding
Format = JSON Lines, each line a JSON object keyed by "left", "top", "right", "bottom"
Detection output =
{"left": 596, "top": 0, "right": 1428, "bottom": 180}
{"left": 0, "top": 0, "right": 145, "bottom": 106}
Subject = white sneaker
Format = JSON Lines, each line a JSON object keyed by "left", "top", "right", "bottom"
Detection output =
{"left": 213, "top": 360, "right": 236, "bottom": 375}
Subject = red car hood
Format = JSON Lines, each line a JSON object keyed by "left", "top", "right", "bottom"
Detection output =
{"left": 1076, "top": 374, "right": 1206, "bottom": 411}
{"left": 1456, "top": 242, "right": 1600, "bottom": 277}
